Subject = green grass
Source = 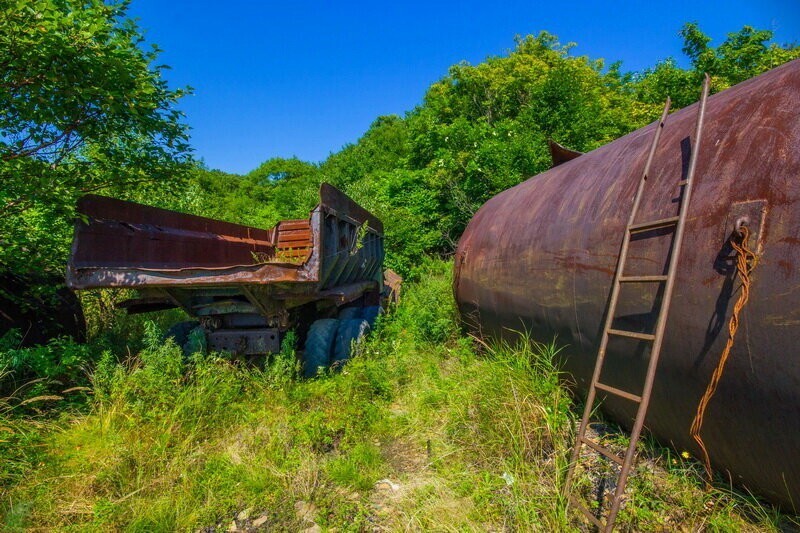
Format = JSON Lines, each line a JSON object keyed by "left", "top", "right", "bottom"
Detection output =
{"left": 1, "top": 259, "right": 796, "bottom": 531}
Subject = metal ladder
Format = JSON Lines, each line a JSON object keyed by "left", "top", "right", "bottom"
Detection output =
{"left": 564, "top": 74, "right": 710, "bottom": 532}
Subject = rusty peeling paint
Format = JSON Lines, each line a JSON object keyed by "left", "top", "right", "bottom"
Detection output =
{"left": 67, "top": 184, "right": 385, "bottom": 332}
{"left": 455, "top": 59, "right": 800, "bottom": 508}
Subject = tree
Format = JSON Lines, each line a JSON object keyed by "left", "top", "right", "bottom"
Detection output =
{"left": 636, "top": 23, "right": 800, "bottom": 107}
{"left": 320, "top": 26, "right": 799, "bottom": 275}
{"left": 687, "top": 22, "right": 800, "bottom": 86}
{"left": 246, "top": 157, "right": 321, "bottom": 223}
{"left": 0, "top": 0, "right": 192, "bottom": 274}
{"left": 322, "top": 115, "right": 410, "bottom": 190}
{"left": 398, "top": 33, "right": 657, "bottom": 253}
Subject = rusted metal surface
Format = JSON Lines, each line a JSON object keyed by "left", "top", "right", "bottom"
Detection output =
{"left": 67, "top": 195, "right": 314, "bottom": 288}
{"left": 67, "top": 184, "right": 385, "bottom": 352}
{"left": 383, "top": 268, "right": 403, "bottom": 305}
{"left": 275, "top": 219, "right": 314, "bottom": 263}
{"left": 454, "top": 59, "right": 800, "bottom": 508}
{"left": 548, "top": 139, "right": 583, "bottom": 167}
{"left": 70, "top": 194, "right": 276, "bottom": 271}
{"left": 208, "top": 328, "right": 280, "bottom": 356}
{"left": 319, "top": 182, "right": 383, "bottom": 234}
{"left": 565, "top": 93, "right": 679, "bottom": 530}
{"left": 318, "top": 183, "right": 384, "bottom": 291}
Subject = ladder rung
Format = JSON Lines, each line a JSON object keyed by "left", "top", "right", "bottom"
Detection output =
{"left": 678, "top": 179, "right": 688, "bottom": 186}
{"left": 629, "top": 216, "right": 679, "bottom": 233}
{"left": 618, "top": 275, "right": 668, "bottom": 283}
{"left": 568, "top": 495, "right": 605, "bottom": 530}
{"left": 607, "top": 329, "right": 655, "bottom": 341}
{"left": 595, "top": 382, "right": 643, "bottom": 403}
{"left": 580, "top": 436, "right": 624, "bottom": 465}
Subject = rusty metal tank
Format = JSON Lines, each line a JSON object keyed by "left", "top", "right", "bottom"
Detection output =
{"left": 454, "top": 59, "right": 800, "bottom": 509}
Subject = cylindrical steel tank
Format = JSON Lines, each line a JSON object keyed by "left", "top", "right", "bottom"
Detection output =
{"left": 454, "top": 59, "right": 800, "bottom": 508}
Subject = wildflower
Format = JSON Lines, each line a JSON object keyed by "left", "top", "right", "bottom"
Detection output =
{"left": 681, "top": 451, "right": 690, "bottom": 459}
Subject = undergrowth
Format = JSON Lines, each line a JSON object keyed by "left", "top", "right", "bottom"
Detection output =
{"left": 0, "top": 259, "right": 795, "bottom": 531}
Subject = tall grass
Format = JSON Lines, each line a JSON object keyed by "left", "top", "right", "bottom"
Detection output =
{"left": 0, "top": 258, "right": 795, "bottom": 531}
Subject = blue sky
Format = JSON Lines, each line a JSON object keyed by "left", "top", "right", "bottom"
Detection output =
{"left": 127, "top": 0, "right": 800, "bottom": 175}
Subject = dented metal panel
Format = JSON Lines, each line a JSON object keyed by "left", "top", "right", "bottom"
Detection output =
{"left": 454, "top": 59, "right": 800, "bottom": 508}
{"left": 67, "top": 184, "right": 382, "bottom": 290}
{"left": 66, "top": 197, "right": 319, "bottom": 289}
{"left": 66, "top": 184, "right": 385, "bottom": 333}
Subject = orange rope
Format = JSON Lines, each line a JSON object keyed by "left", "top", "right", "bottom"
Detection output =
{"left": 689, "top": 225, "right": 756, "bottom": 483}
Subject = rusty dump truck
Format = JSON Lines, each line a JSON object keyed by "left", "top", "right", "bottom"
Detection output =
{"left": 67, "top": 183, "right": 389, "bottom": 377}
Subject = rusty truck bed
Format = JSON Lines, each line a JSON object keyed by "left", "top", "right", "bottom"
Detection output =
{"left": 67, "top": 184, "right": 385, "bottom": 330}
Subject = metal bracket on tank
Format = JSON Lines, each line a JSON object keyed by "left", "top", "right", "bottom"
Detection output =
{"left": 725, "top": 199, "right": 767, "bottom": 255}
{"left": 713, "top": 200, "right": 766, "bottom": 275}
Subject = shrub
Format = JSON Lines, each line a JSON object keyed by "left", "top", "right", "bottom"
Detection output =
{"left": 0, "top": 329, "right": 94, "bottom": 396}
{"left": 389, "top": 258, "right": 459, "bottom": 344}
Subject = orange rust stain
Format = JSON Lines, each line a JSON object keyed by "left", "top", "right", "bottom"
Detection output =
{"left": 572, "top": 263, "right": 615, "bottom": 276}
{"left": 777, "top": 260, "right": 793, "bottom": 278}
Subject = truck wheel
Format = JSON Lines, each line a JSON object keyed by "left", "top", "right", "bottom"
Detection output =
{"left": 338, "top": 306, "right": 362, "bottom": 320}
{"left": 332, "top": 319, "right": 370, "bottom": 367}
{"left": 163, "top": 321, "right": 200, "bottom": 357}
{"left": 303, "top": 318, "right": 339, "bottom": 378}
{"left": 362, "top": 306, "right": 382, "bottom": 328}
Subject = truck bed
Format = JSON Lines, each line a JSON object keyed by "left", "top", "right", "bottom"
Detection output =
{"left": 67, "top": 184, "right": 384, "bottom": 322}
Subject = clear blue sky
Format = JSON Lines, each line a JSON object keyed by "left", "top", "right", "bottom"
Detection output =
{"left": 127, "top": 0, "right": 799, "bottom": 175}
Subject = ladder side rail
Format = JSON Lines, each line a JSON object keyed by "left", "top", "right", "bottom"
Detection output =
{"left": 564, "top": 96, "right": 672, "bottom": 493}
{"left": 603, "top": 75, "right": 710, "bottom": 531}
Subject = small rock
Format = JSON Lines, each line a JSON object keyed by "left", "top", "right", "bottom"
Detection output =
{"left": 302, "top": 525, "right": 322, "bottom": 533}
{"left": 237, "top": 507, "right": 252, "bottom": 521}
{"left": 227, "top": 520, "right": 239, "bottom": 532}
{"left": 294, "top": 500, "right": 318, "bottom": 523}
{"left": 252, "top": 514, "right": 269, "bottom": 528}
{"left": 375, "top": 478, "right": 400, "bottom": 492}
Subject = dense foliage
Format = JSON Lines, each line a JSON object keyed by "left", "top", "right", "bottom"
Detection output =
{"left": 186, "top": 26, "right": 798, "bottom": 276}
{"left": 1, "top": 3, "right": 797, "bottom": 281}
{"left": 0, "top": 0, "right": 192, "bottom": 275}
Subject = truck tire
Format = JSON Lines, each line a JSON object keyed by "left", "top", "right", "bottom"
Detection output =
{"left": 332, "top": 319, "right": 370, "bottom": 366}
{"left": 303, "top": 318, "right": 339, "bottom": 378}
{"left": 338, "top": 306, "right": 362, "bottom": 320}
{"left": 361, "top": 306, "right": 382, "bottom": 328}
{"left": 163, "top": 321, "right": 200, "bottom": 357}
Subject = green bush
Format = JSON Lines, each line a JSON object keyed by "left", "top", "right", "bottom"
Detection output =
{"left": 0, "top": 329, "right": 94, "bottom": 395}
{"left": 389, "top": 258, "right": 459, "bottom": 344}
